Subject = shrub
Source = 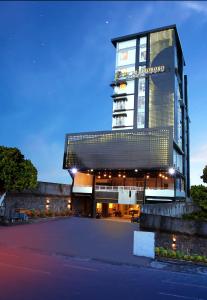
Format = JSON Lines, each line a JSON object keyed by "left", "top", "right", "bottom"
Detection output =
{"left": 155, "top": 247, "right": 207, "bottom": 264}
{"left": 39, "top": 211, "right": 46, "bottom": 218}
{"left": 45, "top": 210, "right": 53, "bottom": 217}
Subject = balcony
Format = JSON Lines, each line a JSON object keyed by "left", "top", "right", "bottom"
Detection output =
{"left": 95, "top": 185, "right": 144, "bottom": 192}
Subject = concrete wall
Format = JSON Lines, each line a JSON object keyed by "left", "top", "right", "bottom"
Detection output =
{"left": 4, "top": 181, "right": 71, "bottom": 217}
{"left": 140, "top": 213, "right": 207, "bottom": 237}
{"left": 141, "top": 202, "right": 198, "bottom": 217}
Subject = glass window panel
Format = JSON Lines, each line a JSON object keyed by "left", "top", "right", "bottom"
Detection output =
{"left": 116, "top": 48, "right": 136, "bottom": 67}
{"left": 137, "top": 112, "right": 145, "bottom": 128}
{"left": 138, "top": 96, "right": 145, "bottom": 112}
{"left": 138, "top": 78, "right": 145, "bottom": 95}
{"left": 139, "top": 37, "right": 147, "bottom": 63}
{"left": 140, "top": 37, "right": 147, "bottom": 46}
{"left": 118, "top": 39, "right": 136, "bottom": 50}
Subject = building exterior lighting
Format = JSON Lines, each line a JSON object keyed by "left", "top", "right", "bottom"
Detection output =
{"left": 146, "top": 175, "right": 149, "bottom": 179}
{"left": 90, "top": 169, "right": 93, "bottom": 172}
{"left": 159, "top": 173, "right": 162, "bottom": 177}
{"left": 123, "top": 175, "right": 126, "bottom": 178}
{"left": 71, "top": 168, "right": 77, "bottom": 174}
{"left": 109, "top": 175, "right": 112, "bottom": 178}
{"left": 104, "top": 173, "right": 107, "bottom": 177}
{"left": 134, "top": 169, "right": 138, "bottom": 172}
{"left": 118, "top": 174, "right": 121, "bottom": 177}
{"left": 169, "top": 167, "right": 175, "bottom": 175}
{"left": 98, "top": 175, "right": 101, "bottom": 179}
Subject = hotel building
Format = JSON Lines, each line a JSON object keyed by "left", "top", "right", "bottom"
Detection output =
{"left": 63, "top": 25, "right": 190, "bottom": 218}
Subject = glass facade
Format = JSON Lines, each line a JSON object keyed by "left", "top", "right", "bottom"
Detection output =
{"left": 148, "top": 29, "right": 174, "bottom": 129}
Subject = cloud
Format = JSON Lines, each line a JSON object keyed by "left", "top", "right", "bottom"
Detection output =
{"left": 181, "top": 1, "right": 207, "bottom": 15}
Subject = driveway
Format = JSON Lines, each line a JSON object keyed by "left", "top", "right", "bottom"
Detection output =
{"left": 0, "top": 217, "right": 149, "bottom": 266}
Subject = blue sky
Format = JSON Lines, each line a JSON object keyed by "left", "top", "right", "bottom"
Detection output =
{"left": 0, "top": 1, "right": 207, "bottom": 185}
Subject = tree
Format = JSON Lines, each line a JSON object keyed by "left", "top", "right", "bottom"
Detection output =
{"left": 0, "top": 146, "right": 37, "bottom": 194}
{"left": 191, "top": 185, "right": 207, "bottom": 211}
{"left": 201, "top": 165, "right": 207, "bottom": 184}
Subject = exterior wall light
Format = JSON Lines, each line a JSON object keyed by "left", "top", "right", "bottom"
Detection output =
{"left": 104, "top": 173, "right": 107, "bottom": 177}
{"left": 109, "top": 175, "right": 112, "bottom": 178}
{"left": 118, "top": 174, "right": 121, "bottom": 177}
{"left": 90, "top": 169, "right": 93, "bottom": 172}
{"left": 168, "top": 167, "right": 175, "bottom": 175}
{"left": 98, "top": 175, "right": 101, "bottom": 179}
{"left": 146, "top": 175, "right": 149, "bottom": 179}
{"left": 123, "top": 175, "right": 126, "bottom": 178}
{"left": 159, "top": 173, "right": 162, "bottom": 177}
{"left": 71, "top": 168, "right": 78, "bottom": 174}
{"left": 134, "top": 169, "right": 138, "bottom": 172}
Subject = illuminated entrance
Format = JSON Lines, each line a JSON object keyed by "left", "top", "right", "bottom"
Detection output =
{"left": 96, "top": 203, "right": 141, "bottom": 220}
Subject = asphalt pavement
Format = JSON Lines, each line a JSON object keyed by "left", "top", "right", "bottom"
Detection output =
{"left": 0, "top": 217, "right": 206, "bottom": 300}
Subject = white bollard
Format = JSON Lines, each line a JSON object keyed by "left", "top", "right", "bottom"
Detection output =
{"left": 133, "top": 231, "right": 155, "bottom": 259}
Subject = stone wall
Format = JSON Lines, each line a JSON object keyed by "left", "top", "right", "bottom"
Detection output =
{"left": 4, "top": 181, "right": 71, "bottom": 217}
{"left": 141, "top": 202, "right": 198, "bottom": 217}
{"left": 140, "top": 213, "right": 207, "bottom": 237}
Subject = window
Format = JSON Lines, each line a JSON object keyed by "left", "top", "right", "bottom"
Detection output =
{"left": 114, "top": 100, "right": 125, "bottom": 111}
{"left": 116, "top": 39, "right": 136, "bottom": 68}
{"left": 114, "top": 80, "right": 134, "bottom": 95}
{"left": 137, "top": 73, "right": 146, "bottom": 128}
{"left": 117, "top": 39, "right": 136, "bottom": 50}
{"left": 139, "top": 37, "right": 147, "bottom": 63}
{"left": 137, "top": 112, "right": 145, "bottom": 128}
{"left": 138, "top": 96, "right": 145, "bottom": 111}
{"left": 138, "top": 78, "right": 145, "bottom": 94}
{"left": 114, "top": 115, "right": 126, "bottom": 126}
{"left": 116, "top": 48, "right": 136, "bottom": 67}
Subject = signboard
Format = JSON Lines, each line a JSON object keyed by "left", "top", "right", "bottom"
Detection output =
{"left": 115, "top": 65, "right": 165, "bottom": 81}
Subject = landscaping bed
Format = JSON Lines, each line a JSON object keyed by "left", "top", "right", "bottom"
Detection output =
{"left": 156, "top": 246, "right": 207, "bottom": 265}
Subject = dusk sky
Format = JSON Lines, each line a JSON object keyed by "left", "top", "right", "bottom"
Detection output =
{"left": 1, "top": 1, "right": 207, "bottom": 185}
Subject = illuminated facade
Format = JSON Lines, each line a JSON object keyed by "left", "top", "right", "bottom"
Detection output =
{"left": 63, "top": 25, "right": 190, "bottom": 218}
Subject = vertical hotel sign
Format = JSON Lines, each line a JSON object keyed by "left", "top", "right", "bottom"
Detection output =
{"left": 115, "top": 65, "right": 165, "bottom": 81}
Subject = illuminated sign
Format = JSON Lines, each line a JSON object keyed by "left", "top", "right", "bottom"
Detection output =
{"left": 115, "top": 65, "right": 165, "bottom": 81}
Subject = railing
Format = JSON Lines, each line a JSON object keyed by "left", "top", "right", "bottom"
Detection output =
{"left": 95, "top": 185, "right": 144, "bottom": 192}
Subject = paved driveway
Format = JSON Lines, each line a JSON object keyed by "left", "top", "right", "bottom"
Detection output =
{"left": 0, "top": 217, "right": 149, "bottom": 266}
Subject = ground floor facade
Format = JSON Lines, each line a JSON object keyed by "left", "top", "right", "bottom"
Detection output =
{"left": 63, "top": 128, "right": 189, "bottom": 218}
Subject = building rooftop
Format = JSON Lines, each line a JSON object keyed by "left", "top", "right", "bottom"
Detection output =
{"left": 111, "top": 24, "right": 185, "bottom": 65}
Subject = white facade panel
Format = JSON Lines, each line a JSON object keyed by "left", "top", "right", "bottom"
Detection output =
{"left": 72, "top": 186, "right": 93, "bottom": 194}
{"left": 145, "top": 189, "right": 174, "bottom": 197}
{"left": 118, "top": 189, "right": 137, "bottom": 204}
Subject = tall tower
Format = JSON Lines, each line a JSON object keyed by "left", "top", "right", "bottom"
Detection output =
{"left": 63, "top": 25, "right": 190, "bottom": 218}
